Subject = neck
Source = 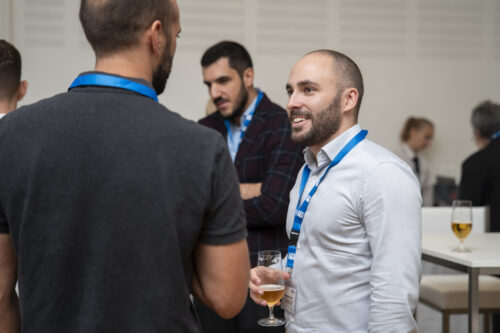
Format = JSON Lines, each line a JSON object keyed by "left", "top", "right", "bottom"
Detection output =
{"left": 95, "top": 50, "right": 153, "bottom": 84}
{"left": 0, "top": 99, "right": 16, "bottom": 114}
{"left": 406, "top": 140, "right": 419, "bottom": 153}
{"left": 309, "top": 119, "right": 356, "bottom": 157}
{"left": 233, "top": 87, "right": 258, "bottom": 126}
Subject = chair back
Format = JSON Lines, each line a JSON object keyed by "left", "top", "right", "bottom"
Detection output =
{"left": 421, "top": 206, "right": 489, "bottom": 234}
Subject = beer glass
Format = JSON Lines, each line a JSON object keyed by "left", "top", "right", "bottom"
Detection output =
{"left": 256, "top": 250, "right": 285, "bottom": 327}
{"left": 451, "top": 200, "right": 473, "bottom": 252}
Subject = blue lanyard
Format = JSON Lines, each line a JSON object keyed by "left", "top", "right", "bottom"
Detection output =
{"left": 69, "top": 73, "right": 159, "bottom": 102}
{"left": 286, "top": 129, "right": 368, "bottom": 271}
{"left": 224, "top": 90, "right": 263, "bottom": 159}
{"left": 492, "top": 130, "right": 500, "bottom": 140}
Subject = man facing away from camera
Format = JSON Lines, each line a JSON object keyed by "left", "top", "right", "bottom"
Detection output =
{"left": 0, "top": 39, "right": 28, "bottom": 117}
{"left": 0, "top": 1, "right": 250, "bottom": 332}
{"left": 250, "top": 50, "right": 422, "bottom": 333}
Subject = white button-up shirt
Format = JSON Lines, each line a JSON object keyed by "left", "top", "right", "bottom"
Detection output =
{"left": 285, "top": 124, "right": 422, "bottom": 333}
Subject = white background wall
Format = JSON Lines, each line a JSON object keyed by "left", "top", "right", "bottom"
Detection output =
{"left": 1, "top": 0, "right": 500, "bottom": 182}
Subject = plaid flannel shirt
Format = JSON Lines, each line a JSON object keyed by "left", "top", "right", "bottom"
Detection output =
{"left": 199, "top": 93, "right": 304, "bottom": 266}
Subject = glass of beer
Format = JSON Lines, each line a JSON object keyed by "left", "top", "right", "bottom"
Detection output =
{"left": 256, "top": 250, "right": 285, "bottom": 327}
{"left": 451, "top": 200, "right": 473, "bottom": 252}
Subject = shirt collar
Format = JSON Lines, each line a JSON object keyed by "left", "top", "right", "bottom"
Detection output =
{"left": 402, "top": 143, "right": 416, "bottom": 159}
{"left": 304, "top": 124, "right": 362, "bottom": 174}
{"left": 230, "top": 89, "right": 261, "bottom": 129}
{"left": 78, "top": 71, "right": 154, "bottom": 89}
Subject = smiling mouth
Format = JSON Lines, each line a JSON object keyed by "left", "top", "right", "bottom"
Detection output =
{"left": 293, "top": 117, "right": 307, "bottom": 123}
{"left": 291, "top": 115, "right": 310, "bottom": 124}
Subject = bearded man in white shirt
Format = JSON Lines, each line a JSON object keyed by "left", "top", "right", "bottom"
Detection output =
{"left": 249, "top": 50, "right": 422, "bottom": 333}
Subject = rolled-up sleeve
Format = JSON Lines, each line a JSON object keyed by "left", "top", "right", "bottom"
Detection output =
{"left": 361, "top": 162, "right": 422, "bottom": 333}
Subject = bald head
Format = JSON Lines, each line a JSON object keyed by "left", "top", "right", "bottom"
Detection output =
{"left": 305, "top": 50, "right": 364, "bottom": 119}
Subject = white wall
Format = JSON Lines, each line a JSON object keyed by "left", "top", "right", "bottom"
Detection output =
{"left": 9, "top": 0, "right": 500, "bottom": 181}
{"left": 0, "top": 0, "right": 12, "bottom": 40}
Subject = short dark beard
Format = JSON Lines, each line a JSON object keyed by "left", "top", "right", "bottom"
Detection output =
{"left": 290, "top": 92, "right": 342, "bottom": 147}
{"left": 152, "top": 38, "right": 173, "bottom": 95}
{"left": 221, "top": 81, "right": 248, "bottom": 122}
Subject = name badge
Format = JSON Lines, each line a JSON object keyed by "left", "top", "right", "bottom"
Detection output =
{"left": 281, "top": 279, "right": 297, "bottom": 314}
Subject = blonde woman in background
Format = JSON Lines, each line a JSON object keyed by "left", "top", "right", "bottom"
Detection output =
{"left": 395, "top": 117, "right": 435, "bottom": 206}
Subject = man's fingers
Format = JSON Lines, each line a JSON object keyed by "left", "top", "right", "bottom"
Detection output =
{"left": 249, "top": 291, "right": 267, "bottom": 306}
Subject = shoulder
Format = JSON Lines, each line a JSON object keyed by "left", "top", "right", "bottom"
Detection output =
{"left": 0, "top": 92, "right": 68, "bottom": 129}
{"left": 254, "top": 93, "right": 290, "bottom": 127}
{"left": 462, "top": 148, "right": 488, "bottom": 171}
{"left": 199, "top": 111, "right": 223, "bottom": 126}
{"left": 254, "top": 94, "right": 286, "bottom": 118}
{"left": 353, "top": 140, "right": 418, "bottom": 184}
{"left": 358, "top": 140, "right": 411, "bottom": 168}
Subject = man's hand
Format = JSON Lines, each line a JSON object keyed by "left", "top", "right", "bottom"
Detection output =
{"left": 249, "top": 267, "right": 290, "bottom": 306}
{"left": 240, "top": 182, "right": 262, "bottom": 200}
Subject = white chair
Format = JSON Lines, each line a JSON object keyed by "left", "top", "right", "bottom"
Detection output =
{"left": 419, "top": 206, "right": 500, "bottom": 333}
{"left": 421, "top": 206, "right": 488, "bottom": 235}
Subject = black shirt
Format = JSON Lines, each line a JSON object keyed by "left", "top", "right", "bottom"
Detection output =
{"left": 0, "top": 74, "right": 247, "bottom": 332}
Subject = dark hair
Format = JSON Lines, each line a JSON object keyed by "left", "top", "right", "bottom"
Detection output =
{"left": 400, "top": 117, "right": 434, "bottom": 142}
{"left": 0, "top": 39, "right": 22, "bottom": 100}
{"left": 79, "top": 0, "right": 172, "bottom": 57}
{"left": 201, "top": 41, "right": 253, "bottom": 77}
{"left": 307, "top": 49, "right": 364, "bottom": 120}
{"left": 471, "top": 100, "right": 500, "bottom": 139}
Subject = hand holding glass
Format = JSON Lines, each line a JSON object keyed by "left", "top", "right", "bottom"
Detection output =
{"left": 256, "top": 250, "right": 285, "bottom": 327}
{"left": 451, "top": 200, "right": 473, "bottom": 252}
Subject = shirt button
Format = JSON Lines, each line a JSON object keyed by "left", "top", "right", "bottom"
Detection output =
{"left": 297, "top": 244, "right": 301, "bottom": 249}
{"left": 290, "top": 316, "right": 295, "bottom": 323}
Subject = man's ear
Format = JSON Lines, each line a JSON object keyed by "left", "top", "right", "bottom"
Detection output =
{"left": 242, "top": 67, "right": 254, "bottom": 89}
{"left": 148, "top": 19, "right": 164, "bottom": 57}
{"left": 341, "top": 87, "right": 359, "bottom": 113}
{"left": 17, "top": 80, "right": 28, "bottom": 102}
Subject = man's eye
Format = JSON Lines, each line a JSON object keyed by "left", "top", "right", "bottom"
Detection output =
{"left": 304, "top": 87, "right": 314, "bottom": 93}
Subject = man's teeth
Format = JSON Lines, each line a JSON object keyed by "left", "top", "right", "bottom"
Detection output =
{"left": 293, "top": 117, "right": 306, "bottom": 123}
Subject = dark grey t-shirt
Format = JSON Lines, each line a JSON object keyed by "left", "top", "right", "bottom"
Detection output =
{"left": 0, "top": 77, "right": 247, "bottom": 333}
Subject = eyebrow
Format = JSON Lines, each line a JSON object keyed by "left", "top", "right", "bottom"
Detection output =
{"left": 203, "top": 75, "right": 231, "bottom": 86}
{"left": 286, "top": 80, "right": 320, "bottom": 90}
{"left": 297, "top": 80, "right": 320, "bottom": 88}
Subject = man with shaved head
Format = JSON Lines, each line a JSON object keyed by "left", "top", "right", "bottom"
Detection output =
{"left": 249, "top": 50, "right": 422, "bottom": 332}
{"left": 0, "top": 0, "right": 250, "bottom": 332}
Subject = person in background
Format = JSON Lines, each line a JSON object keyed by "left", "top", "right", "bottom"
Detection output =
{"left": 0, "top": 1, "right": 250, "bottom": 332}
{"left": 249, "top": 49, "right": 422, "bottom": 332}
{"left": 0, "top": 40, "right": 28, "bottom": 117}
{"left": 459, "top": 100, "right": 500, "bottom": 230}
{"left": 459, "top": 100, "right": 500, "bottom": 333}
{"left": 395, "top": 117, "right": 435, "bottom": 206}
{"left": 197, "top": 41, "right": 303, "bottom": 333}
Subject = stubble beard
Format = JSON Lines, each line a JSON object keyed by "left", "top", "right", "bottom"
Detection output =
{"left": 290, "top": 92, "right": 342, "bottom": 147}
{"left": 152, "top": 38, "right": 173, "bottom": 95}
{"left": 221, "top": 81, "right": 249, "bottom": 122}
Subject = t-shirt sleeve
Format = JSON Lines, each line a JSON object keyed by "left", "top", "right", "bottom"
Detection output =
{"left": 198, "top": 136, "right": 247, "bottom": 245}
{"left": 0, "top": 209, "right": 8, "bottom": 234}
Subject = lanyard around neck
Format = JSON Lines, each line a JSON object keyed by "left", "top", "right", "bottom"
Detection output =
{"left": 69, "top": 73, "right": 159, "bottom": 102}
{"left": 224, "top": 90, "right": 264, "bottom": 159}
{"left": 286, "top": 129, "right": 368, "bottom": 272}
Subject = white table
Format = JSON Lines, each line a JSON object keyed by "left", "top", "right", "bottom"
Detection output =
{"left": 422, "top": 233, "right": 500, "bottom": 333}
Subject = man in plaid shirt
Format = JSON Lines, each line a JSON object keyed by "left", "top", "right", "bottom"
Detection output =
{"left": 197, "top": 41, "right": 303, "bottom": 333}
